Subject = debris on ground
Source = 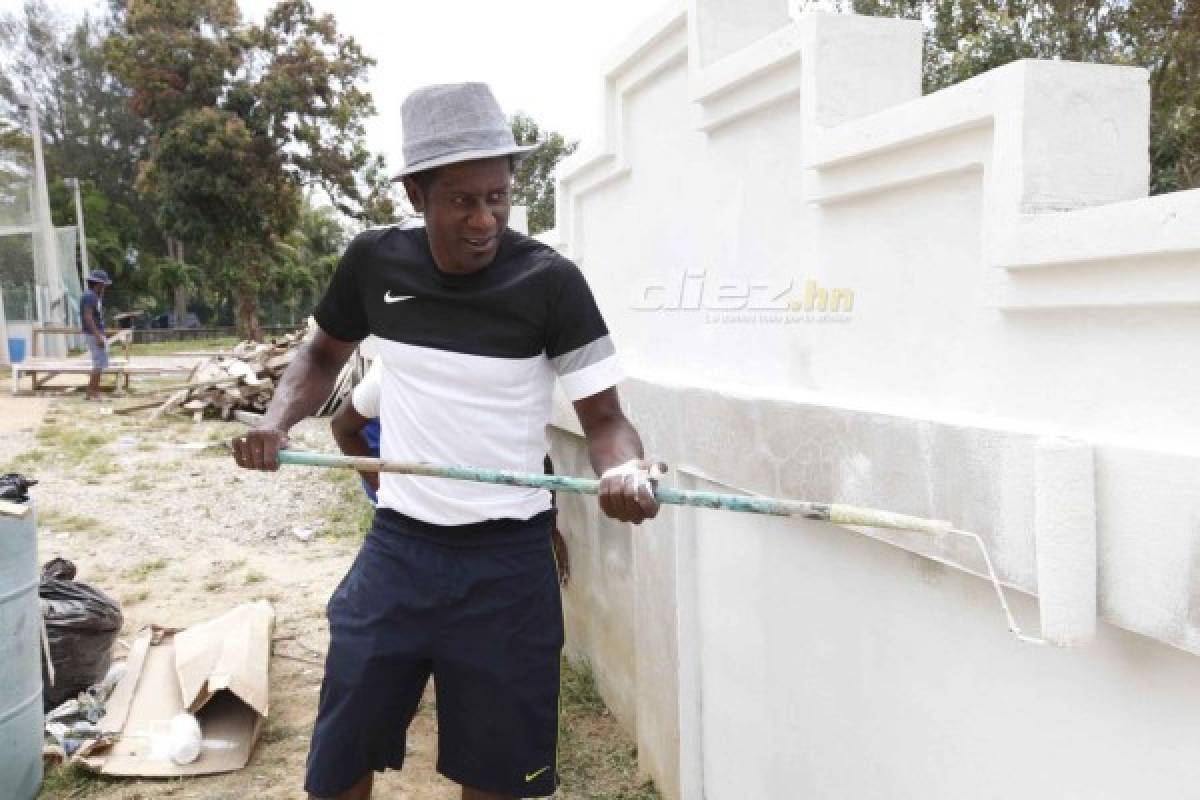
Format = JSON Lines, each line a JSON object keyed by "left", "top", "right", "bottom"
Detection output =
{"left": 41, "top": 558, "right": 124, "bottom": 709}
{"left": 116, "top": 329, "right": 309, "bottom": 422}
{"left": 79, "top": 602, "right": 275, "bottom": 778}
{"left": 43, "top": 661, "right": 126, "bottom": 765}
{"left": 114, "top": 324, "right": 363, "bottom": 422}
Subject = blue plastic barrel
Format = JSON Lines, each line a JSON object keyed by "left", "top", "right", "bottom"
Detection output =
{"left": 7, "top": 337, "right": 26, "bottom": 364}
{"left": 0, "top": 499, "right": 42, "bottom": 799}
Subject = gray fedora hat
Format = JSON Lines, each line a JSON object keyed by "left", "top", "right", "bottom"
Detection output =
{"left": 393, "top": 82, "right": 536, "bottom": 180}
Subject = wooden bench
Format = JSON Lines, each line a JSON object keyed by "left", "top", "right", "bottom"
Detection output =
{"left": 10, "top": 358, "right": 189, "bottom": 394}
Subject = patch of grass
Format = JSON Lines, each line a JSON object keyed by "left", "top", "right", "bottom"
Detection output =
{"left": 84, "top": 457, "right": 118, "bottom": 477}
{"left": 557, "top": 657, "right": 662, "bottom": 800}
{"left": 4, "top": 447, "right": 48, "bottom": 471}
{"left": 130, "top": 475, "right": 153, "bottom": 491}
{"left": 123, "top": 588, "right": 149, "bottom": 605}
{"left": 206, "top": 421, "right": 246, "bottom": 442}
{"left": 38, "top": 424, "right": 113, "bottom": 452}
{"left": 37, "top": 763, "right": 105, "bottom": 798}
{"left": 130, "top": 336, "right": 240, "bottom": 357}
{"left": 124, "top": 557, "right": 168, "bottom": 582}
{"left": 244, "top": 569, "right": 267, "bottom": 585}
{"left": 560, "top": 658, "right": 610, "bottom": 716}
{"left": 262, "top": 719, "right": 302, "bottom": 744}
{"left": 204, "top": 579, "right": 225, "bottom": 592}
{"left": 39, "top": 509, "right": 106, "bottom": 534}
{"left": 32, "top": 417, "right": 120, "bottom": 473}
{"left": 318, "top": 468, "right": 375, "bottom": 540}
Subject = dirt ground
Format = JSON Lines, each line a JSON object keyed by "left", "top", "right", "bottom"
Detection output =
{"left": 2, "top": 369, "right": 657, "bottom": 800}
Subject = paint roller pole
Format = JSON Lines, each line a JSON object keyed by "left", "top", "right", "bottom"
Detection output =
{"left": 275, "top": 450, "right": 953, "bottom": 535}
{"left": 1034, "top": 437, "right": 1097, "bottom": 647}
{"left": 273, "top": 450, "right": 1073, "bottom": 645}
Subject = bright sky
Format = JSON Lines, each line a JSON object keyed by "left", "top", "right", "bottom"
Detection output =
{"left": 1, "top": 0, "right": 668, "bottom": 168}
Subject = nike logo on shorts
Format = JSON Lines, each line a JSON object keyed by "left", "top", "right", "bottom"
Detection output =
{"left": 384, "top": 291, "right": 414, "bottom": 303}
{"left": 525, "top": 765, "right": 550, "bottom": 782}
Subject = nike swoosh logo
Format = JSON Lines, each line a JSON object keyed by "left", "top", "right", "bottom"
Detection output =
{"left": 525, "top": 766, "right": 550, "bottom": 783}
{"left": 384, "top": 291, "right": 414, "bottom": 304}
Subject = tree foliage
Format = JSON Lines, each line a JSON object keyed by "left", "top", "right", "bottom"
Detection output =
{"left": 106, "top": 0, "right": 379, "bottom": 338}
{"left": 0, "top": 0, "right": 394, "bottom": 334}
{"left": 831, "top": 0, "right": 1200, "bottom": 193}
{"left": 0, "top": 1, "right": 156, "bottom": 310}
{"left": 510, "top": 112, "right": 578, "bottom": 235}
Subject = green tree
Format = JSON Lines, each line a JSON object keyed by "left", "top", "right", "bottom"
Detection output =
{"left": 358, "top": 153, "right": 398, "bottom": 227}
{"left": 0, "top": 2, "right": 156, "bottom": 311}
{"left": 107, "top": 0, "right": 378, "bottom": 339}
{"left": 144, "top": 254, "right": 203, "bottom": 319}
{"left": 510, "top": 112, "right": 578, "bottom": 235}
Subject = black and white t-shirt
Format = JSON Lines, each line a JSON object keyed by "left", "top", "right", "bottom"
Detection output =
{"left": 315, "top": 226, "right": 621, "bottom": 525}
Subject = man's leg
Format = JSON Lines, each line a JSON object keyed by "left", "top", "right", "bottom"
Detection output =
{"left": 434, "top": 520, "right": 564, "bottom": 799}
{"left": 86, "top": 339, "right": 107, "bottom": 400}
{"left": 310, "top": 772, "right": 372, "bottom": 800}
{"left": 305, "top": 523, "right": 437, "bottom": 798}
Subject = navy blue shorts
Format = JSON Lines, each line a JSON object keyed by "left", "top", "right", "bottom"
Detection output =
{"left": 304, "top": 508, "right": 563, "bottom": 798}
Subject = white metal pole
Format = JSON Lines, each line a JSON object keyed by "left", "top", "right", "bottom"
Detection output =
{"left": 69, "top": 177, "right": 88, "bottom": 280}
{"left": 0, "top": 286, "right": 9, "bottom": 367}
{"left": 23, "top": 97, "right": 66, "bottom": 356}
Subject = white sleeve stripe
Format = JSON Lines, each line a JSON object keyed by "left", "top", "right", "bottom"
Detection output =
{"left": 351, "top": 362, "right": 382, "bottom": 418}
{"left": 558, "top": 354, "right": 623, "bottom": 401}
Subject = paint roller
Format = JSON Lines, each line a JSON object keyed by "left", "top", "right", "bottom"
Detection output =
{"left": 1033, "top": 436, "right": 1097, "bottom": 646}
{"left": 274, "top": 444, "right": 1098, "bottom": 647}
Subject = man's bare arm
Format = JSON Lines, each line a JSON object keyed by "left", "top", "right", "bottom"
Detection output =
{"left": 232, "top": 330, "right": 358, "bottom": 471}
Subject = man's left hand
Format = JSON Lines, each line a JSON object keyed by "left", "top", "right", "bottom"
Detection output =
{"left": 598, "top": 459, "right": 666, "bottom": 524}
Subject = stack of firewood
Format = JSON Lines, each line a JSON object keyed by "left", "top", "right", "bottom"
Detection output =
{"left": 117, "top": 330, "right": 308, "bottom": 421}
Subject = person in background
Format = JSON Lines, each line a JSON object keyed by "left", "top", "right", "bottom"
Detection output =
{"left": 330, "top": 359, "right": 569, "bottom": 585}
{"left": 80, "top": 269, "right": 112, "bottom": 401}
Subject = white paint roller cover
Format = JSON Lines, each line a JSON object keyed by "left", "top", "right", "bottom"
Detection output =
{"left": 1034, "top": 437, "right": 1097, "bottom": 647}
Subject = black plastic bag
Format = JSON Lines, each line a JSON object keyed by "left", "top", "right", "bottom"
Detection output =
{"left": 39, "top": 559, "right": 123, "bottom": 709}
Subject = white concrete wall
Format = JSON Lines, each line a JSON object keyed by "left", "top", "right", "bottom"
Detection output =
{"left": 546, "top": 3, "right": 1200, "bottom": 798}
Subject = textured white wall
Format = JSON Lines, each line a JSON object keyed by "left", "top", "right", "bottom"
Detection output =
{"left": 545, "top": 2, "right": 1200, "bottom": 798}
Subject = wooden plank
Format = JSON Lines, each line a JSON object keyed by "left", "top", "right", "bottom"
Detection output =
{"left": 133, "top": 377, "right": 240, "bottom": 397}
{"left": 150, "top": 390, "right": 189, "bottom": 421}
{"left": 114, "top": 399, "right": 170, "bottom": 415}
{"left": 233, "top": 410, "right": 263, "bottom": 427}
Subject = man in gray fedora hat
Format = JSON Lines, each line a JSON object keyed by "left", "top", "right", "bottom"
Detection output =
{"left": 233, "top": 82, "right": 662, "bottom": 800}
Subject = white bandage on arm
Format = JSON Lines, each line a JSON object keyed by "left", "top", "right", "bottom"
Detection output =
{"left": 600, "top": 459, "right": 666, "bottom": 497}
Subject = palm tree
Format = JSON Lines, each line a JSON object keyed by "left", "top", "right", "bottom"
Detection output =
{"left": 145, "top": 255, "right": 203, "bottom": 326}
{"left": 267, "top": 230, "right": 318, "bottom": 326}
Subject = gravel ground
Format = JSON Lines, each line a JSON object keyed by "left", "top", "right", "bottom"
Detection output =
{"left": 3, "top": 386, "right": 657, "bottom": 800}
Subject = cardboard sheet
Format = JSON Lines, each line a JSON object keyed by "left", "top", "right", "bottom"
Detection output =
{"left": 84, "top": 601, "right": 275, "bottom": 777}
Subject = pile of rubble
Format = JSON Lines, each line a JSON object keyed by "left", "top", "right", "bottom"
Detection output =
{"left": 119, "top": 330, "right": 305, "bottom": 421}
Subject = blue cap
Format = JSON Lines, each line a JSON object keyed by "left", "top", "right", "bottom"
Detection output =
{"left": 87, "top": 269, "right": 112, "bottom": 285}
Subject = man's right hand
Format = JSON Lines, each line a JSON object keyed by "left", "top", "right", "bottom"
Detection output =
{"left": 232, "top": 427, "right": 289, "bottom": 471}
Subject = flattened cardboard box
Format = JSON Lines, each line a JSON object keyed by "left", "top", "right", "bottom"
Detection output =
{"left": 83, "top": 601, "right": 275, "bottom": 776}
